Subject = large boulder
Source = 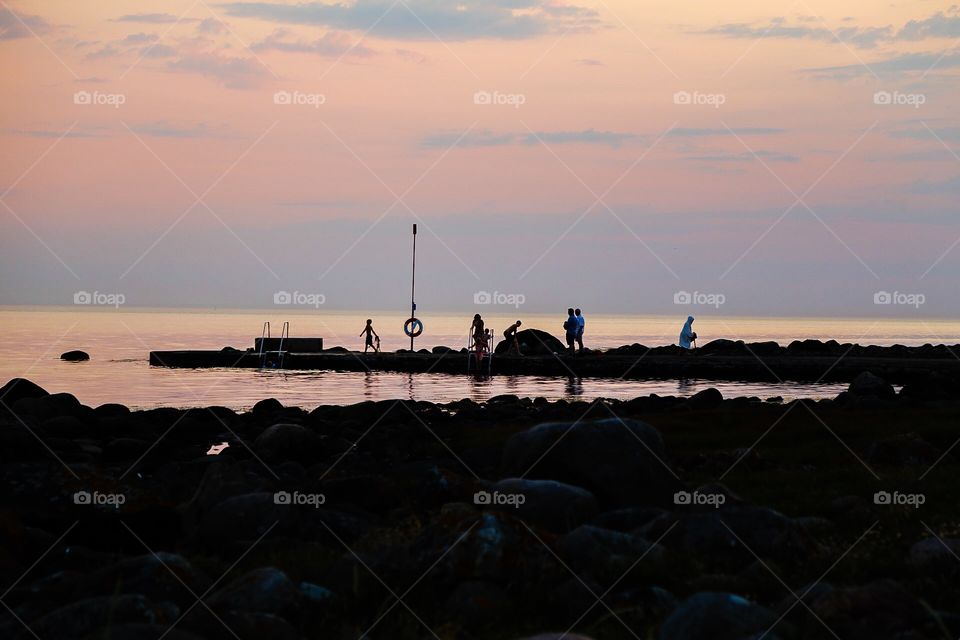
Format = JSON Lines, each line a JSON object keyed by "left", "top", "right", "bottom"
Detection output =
{"left": 640, "top": 505, "right": 813, "bottom": 564}
{"left": 557, "top": 525, "right": 666, "bottom": 583}
{"left": 848, "top": 372, "right": 895, "bottom": 399}
{"left": 658, "top": 592, "right": 781, "bottom": 640}
{"left": 494, "top": 329, "right": 566, "bottom": 355}
{"left": 253, "top": 423, "right": 320, "bottom": 463}
{"left": 801, "top": 580, "right": 930, "bottom": 639}
{"left": 208, "top": 567, "right": 299, "bottom": 615}
{"left": 502, "top": 419, "right": 681, "bottom": 508}
{"left": 486, "top": 478, "right": 599, "bottom": 533}
{"left": 0, "top": 378, "right": 49, "bottom": 406}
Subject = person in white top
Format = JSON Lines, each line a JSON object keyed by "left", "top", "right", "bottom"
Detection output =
{"left": 679, "top": 316, "right": 697, "bottom": 350}
{"left": 574, "top": 308, "right": 585, "bottom": 353}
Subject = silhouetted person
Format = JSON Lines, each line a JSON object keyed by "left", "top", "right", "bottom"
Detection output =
{"left": 575, "top": 308, "right": 585, "bottom": 353}
{"left": 360, "top": 319, "right": 380, "bottom": 353}
{"left": 471, "top": 314, "right": 486, "bottom": 360}
{"left": 679, "top": 316, "right": 697, "bottom": 350}
{"left": 504, "top": 320, "right": 522, "bottom": 354}
{"left": 563, "top": 308, "right": 577, "bottom": 354}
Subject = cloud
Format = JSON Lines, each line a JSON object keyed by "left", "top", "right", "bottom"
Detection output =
{"left": 130, "top": 122, "right": 222, "bottom": 138}
{"left": 807, "top": 50, "right": 960, "bottom": 78}
{"left": 685, "top": 150, "right": 799, "bottom": 163}
{"left": 7, "top": 129, "right": 105, "bottom": 139}
{"left": 217, "top": 0, "right": 599, "bottom": 41}
{"left": 705, "top": 10, "right": 960, "bottom": 50}
{"left": 897, "top": 11, "right": 960, "bottom": 40}
{"left": 889, "top": 126, "right": 960, "bottom": 142}
{"left": 252, "top": 29, "right": 375, "bottom": 56}
{"left": 703, "top": 18, "right": 893, "bottom": 49}
{"left": 576, "top": 58, "right": 604, "bottom": 66}
{"left": 1, "top": 6, "right": 50, "bottom": 40}
{"left": 143, "top": 43, "right": 179, "bottom": 58}
{"left": 113, "top": 13, "right": 190, "bottom": 24}
{"left": 122, "top": 32, "right": 159, "bottom": 44}
{"left": 909, "top": 175, "right": 960, "bottom": 194}
{"left": 523, "top": 129, "right": 637, "bottom": 148}
{"left": 421, "top": 128, "right": 638, "bottom": 149}
{"left": 198, "top": 17, "right": 227, "bottom": 34}
{"left": 167, "top": 52, "right": 270, "bottom": 89}
{"left": 669, "top": 127, "right": 785, "bottom": 137}
{"left": 420, "top": 129, "right": 517, "bottom": 149}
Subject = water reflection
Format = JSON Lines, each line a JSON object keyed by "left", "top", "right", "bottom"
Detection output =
{"left": 565, "top": 376, "right": 584, "bottom": 398}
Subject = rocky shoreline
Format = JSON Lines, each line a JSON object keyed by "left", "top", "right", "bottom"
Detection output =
{"left": 1, "top": 373, "right": 958, "bottom": 639}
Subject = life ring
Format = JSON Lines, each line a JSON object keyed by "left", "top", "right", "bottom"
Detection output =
{"left": 404, "top": 317, "right": 423, "bottom": 338}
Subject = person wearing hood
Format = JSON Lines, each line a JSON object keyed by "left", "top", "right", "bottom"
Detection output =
{"left": 679, "top": 316, "right": 697, "bottom": 349}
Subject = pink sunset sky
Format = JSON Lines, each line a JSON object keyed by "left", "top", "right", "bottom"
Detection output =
{"left": 0, "top": 0, "right": 957, "bottom": 316}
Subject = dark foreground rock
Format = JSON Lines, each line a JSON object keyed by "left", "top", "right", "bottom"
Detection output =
{"left": 1, "top": 377, "right": 958, "bottom": 639}
{"left": 502, "top": 418, "right": 682, "bottom": 508}
{"left": 60, "top": 350, "right": 90, "bottom": 361}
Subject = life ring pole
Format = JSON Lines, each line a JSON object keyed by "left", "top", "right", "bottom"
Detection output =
{"left": 410, "top": 223, "right": 417, "bottom": 351}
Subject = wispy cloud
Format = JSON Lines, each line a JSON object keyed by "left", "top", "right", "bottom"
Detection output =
{"left": 167, "top": 52, "right": 270, "bottom": 89}
{"left": 420, "top": 128, "right": 637, "bottom": 149}
{"left": 669, "top": 127, "right": 785, "bottom": 137}
{"left": 252, "top": 29, "right": 375, "bottom": 56}
{"left": 807, "top": 50, "right": 960, "bottom": 78}
{"left": 113, "top": 13, "right": 194, "bottom": 24}
{"left": 217, "top": 0, "right": 600, "bottom": 41}
{"left": 704, "top": 19, "right": 892, "bottom": 49}
{"left": 685, "top": 150, "right": 799, "bottom": 163}
{"left": 1, "top": 6, "right": 50, "bottom": 40}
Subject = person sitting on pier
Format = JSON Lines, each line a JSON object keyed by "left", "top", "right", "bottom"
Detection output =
{"left": 679, "top": 316, "right": 697, "bottom": 351}
{"left": 504, "top": 320, "right": 522, "bottom": 355}
{"left": 360, "top": 319, "right": 380, "bottom": 353}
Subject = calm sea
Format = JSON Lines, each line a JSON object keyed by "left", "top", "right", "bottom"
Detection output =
{"left": 2, "top": 307, "right": 957, "bottom": 410}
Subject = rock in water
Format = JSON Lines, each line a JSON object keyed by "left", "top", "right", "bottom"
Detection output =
{"left": 494, "top": 329, "right": 566, "bottom": 355}
{"left": 60, "top": 350, "right": 90, "bottom": 361}
{"left": 502, "top": 418, "right": 681, "bottom": 508}
{"left": 848, "top": 371, "right": 895, "bottom": 399}
{"left": 658, "top": 592, "right": 780, "bottom": 640}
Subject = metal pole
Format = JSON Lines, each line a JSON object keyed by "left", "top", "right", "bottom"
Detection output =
{"left": 411, "top": 223, "right": 417, "bottom": 351}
